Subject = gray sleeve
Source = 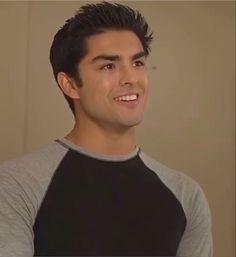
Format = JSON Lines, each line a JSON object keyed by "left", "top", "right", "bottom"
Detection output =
{"left": 139, "top": 152, "right": 213, "bottom": 257}
{"left": 0, "top": 165, "right": 35, "bottom": 257}
{"left": 0, "top": 142, "right": 68, "bottom": 257}
{"left": 176, "top": 180, "right": 213, "bottom": 257}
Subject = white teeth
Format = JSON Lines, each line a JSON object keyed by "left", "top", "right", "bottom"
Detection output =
{"left": 115, "top": 94, "right": 138, "bottom": 101}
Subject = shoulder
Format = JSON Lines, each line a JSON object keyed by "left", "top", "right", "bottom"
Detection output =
{"left": 139, "top": 151, "right": 211, "bottom": 222}
{"left": 0, "top": 141, "right": 69, "bottom": 256}
{"left": 0, "top": 141, "right": 68, "bottom": 219}
{"left": 139, "top": 151, "right": 201, "bottom": 195}
{"left": 139, "top": 151, "right": 213, "bottom": 256}
{"left": 0, "top": 140, "right": 68, "bottom": 180}
{"left": 1, "top": 140, "right": 67, "bottom": 174}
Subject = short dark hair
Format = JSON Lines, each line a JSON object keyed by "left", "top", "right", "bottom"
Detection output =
{"left": 50, "top": 1, "right": 153, "bottom": 115}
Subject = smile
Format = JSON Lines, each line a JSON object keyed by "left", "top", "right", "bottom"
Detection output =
{"left": 114, "top": 94, "right": 139, "bottom": 102}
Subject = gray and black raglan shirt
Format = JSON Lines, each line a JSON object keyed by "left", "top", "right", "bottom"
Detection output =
{"left": 0, "top": 139, "right": 213, "bottom": 257}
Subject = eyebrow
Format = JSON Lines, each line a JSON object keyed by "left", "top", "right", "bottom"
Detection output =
{"left": 91, "top": 51, "right": 146, "bottom": 63}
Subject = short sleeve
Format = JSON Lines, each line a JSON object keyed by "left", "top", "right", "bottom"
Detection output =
{"left": 176, "top": 183, "right": 213, "bottom": 257}
{"left": 0, "top": 165, "right": 34, "bottom": 257}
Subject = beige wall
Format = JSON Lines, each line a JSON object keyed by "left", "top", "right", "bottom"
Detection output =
{"left": 0, "top": 1, "right": 235, "bottom": 257}
{"left": 0, "top": 2, "right": 28, "bottom": 161}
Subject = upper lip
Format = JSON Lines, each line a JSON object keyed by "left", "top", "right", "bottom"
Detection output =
{"left": 113, "top": 92, "right": 140, "bottom": 99}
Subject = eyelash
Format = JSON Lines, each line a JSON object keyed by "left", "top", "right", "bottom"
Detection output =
{"left": 100, "top": 60, "right": 145, "bottom": 70}
{"left": 101, "top": 63, "right": 115, "bottom": 70}
{"left": 134, "top": 60, "right": 145, "bottom": 67}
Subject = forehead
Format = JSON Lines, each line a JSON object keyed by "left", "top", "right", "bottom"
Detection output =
{"left": 84, "top": 30, "right": 144, "bottom": 59}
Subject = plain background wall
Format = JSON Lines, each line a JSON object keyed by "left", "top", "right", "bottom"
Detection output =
{"left": 0, "top": 1, "right": 235, "bottom": 257}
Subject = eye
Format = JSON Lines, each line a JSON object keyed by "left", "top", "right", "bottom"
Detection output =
{"left": 101, "top": 63, "right": 115, "bottom": 70}
{"left": 133, "top": 60, "right": 145, "bottom": 67}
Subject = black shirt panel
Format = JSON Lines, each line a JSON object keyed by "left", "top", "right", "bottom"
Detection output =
{"left": 33, "top": 149, "right": 186, "bottom": 256}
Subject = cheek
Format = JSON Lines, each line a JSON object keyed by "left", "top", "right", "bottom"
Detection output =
{"left": 137, "top": 68, "right": 148, "bottom": 84}
{"left": 85, "top": 79, "right": 114, "bottom": 106}
{"left": 94, "top": 76, "right": 117, "bottom": 98}
{"left": 141, "top": 74, "right": 149, "bottom": 90}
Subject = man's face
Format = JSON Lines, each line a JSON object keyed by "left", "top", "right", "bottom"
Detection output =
{"left": 75, "top": 30, "right": 149, "bottom": 132}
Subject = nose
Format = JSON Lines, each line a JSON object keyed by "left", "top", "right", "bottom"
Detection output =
{"left": 119, "top": 66, "right": 137, "bottom": 86}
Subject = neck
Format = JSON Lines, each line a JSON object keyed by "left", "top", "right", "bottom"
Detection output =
{"left": 65, "top": 121, "right": 137, "bottom": 156}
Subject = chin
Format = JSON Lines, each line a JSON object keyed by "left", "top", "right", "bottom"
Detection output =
{"left": 122, "top": 118, "right": 143, "bottom": 128}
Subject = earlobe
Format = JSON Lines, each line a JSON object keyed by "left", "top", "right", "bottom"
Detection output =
{"left": 57, "top": 72, "right": 80, "bottom": 99}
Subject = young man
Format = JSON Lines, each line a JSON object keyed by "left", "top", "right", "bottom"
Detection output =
{"left": 0, "top": 2, "right": 213, "bottom": 257}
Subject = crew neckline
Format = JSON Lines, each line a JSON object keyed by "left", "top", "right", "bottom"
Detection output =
{"left": 56, "top": 138, "right": 140, "bottom": 162}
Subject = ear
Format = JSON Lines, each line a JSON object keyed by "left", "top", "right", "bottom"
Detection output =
{"left": 57, "top": 72, "right": 80, "bottom": 99}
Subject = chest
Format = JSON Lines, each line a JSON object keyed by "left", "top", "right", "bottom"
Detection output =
{"left": 33, "top": 155, "right": 186, "bottom": 256}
